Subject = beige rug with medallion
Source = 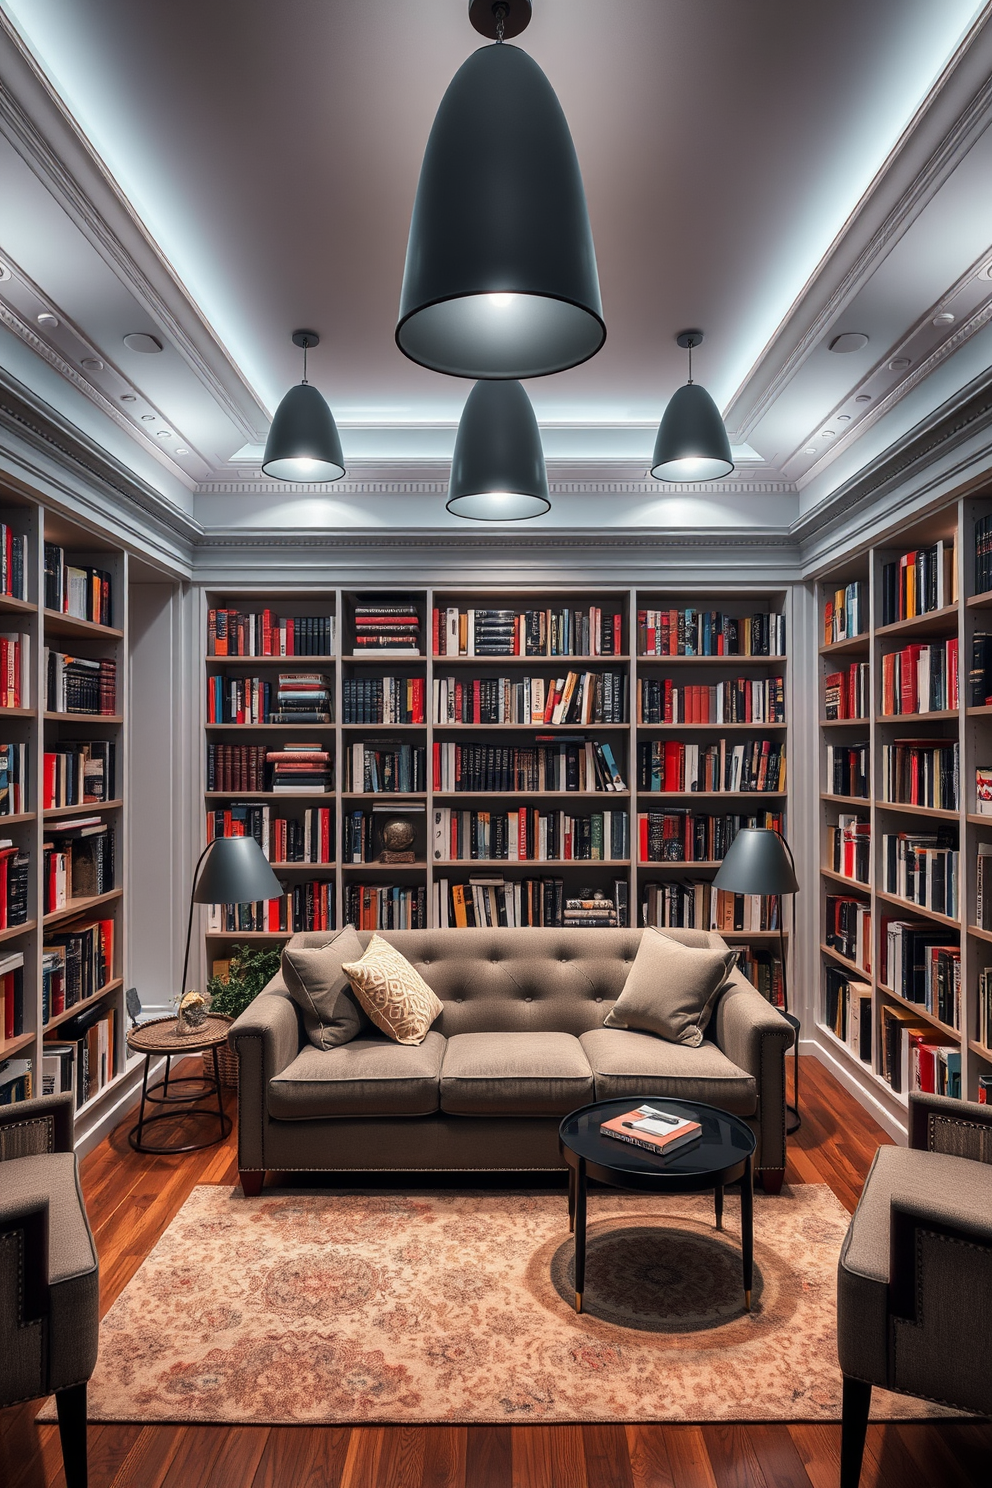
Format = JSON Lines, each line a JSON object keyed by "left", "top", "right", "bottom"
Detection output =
{"left": 68, "top": 1183, "right": 946, "bottom": 1425}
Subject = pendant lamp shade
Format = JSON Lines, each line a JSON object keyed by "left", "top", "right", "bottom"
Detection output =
{"left": 261, "top": 382, "right": 346, "bottom": 482}
{"left": 447, "top": 379, "right": 550, "bottom": 520}
{"left": 651, "top": 382, "right": 734, "bottom": 482}
{"left": 711, "top": 828, "right": 799, "bottom": 897}
{"left": 397, "top": 44, "right": 604, "bottom": 380}
{"left": 192, "top": 835, "right": 284, "bottom": 906}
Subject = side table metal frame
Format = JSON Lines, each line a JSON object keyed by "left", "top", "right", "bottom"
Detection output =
{"left": 129, "top": 1044, "right": 232, "bottom": 1154}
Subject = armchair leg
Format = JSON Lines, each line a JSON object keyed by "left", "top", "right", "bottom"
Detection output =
{"left": 759, "top": 1169, "right": 785, "bottom": 1195}
{"left": 840, "top": 1375, "right": 872, "bottom": 1488}
{"left": 240, "top": 1169, "right": 264, "bottom": 1197}
{"left": 55, "top": 1381, "right": 88, "bottom": 1488}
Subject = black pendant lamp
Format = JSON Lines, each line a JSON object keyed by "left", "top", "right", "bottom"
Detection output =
{"left": 261, "top": 331, "right": 346, "bottom": 482}
{"left": 651, "top": 331, "right": 734, "bottom": 483}
{"left": 396, "top": 0, "right": 604, "bottom": 380}
{"left": 447, "top": 379, "right": 550, "bottom": 520}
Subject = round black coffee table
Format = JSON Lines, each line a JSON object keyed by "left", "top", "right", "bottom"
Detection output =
{"left": 558, "top": 1097, "right": 756, "bottom": 1315}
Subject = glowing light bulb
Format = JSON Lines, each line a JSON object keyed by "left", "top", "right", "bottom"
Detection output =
{"left": 489, "top": 294, "right": 513, "bottom": 308}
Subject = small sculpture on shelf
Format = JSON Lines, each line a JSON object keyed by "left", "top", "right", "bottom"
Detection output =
{"left": 379, "top": 816, "right": 417, "bottom": 863}
{"left": 175, "top": 989, "right": 210, "bottom": 1035}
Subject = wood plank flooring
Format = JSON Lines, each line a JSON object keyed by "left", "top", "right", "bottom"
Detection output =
{"left": 3, "top": 1054, "right": 990, "bottom": 1487}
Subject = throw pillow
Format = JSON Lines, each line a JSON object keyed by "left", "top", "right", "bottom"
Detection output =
{"left": 282, "top": 926, "right": 369, "bottom": 1050}
{"left": 604, "top": 927, "right": 737, "bottom": 1047}
{"left": 342, "top": 933, "right": 444, "bottom": 1045}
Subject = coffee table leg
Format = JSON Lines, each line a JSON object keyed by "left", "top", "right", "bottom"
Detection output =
{"left": 714, "top": 1183, "right": 724, "bottom": 1231}
{"left": 574, "top": 1158, "right": 586, "bottom": 1313}
{"left": 741, "top": 1153, "right": 754, "bottom": 1311}
{"left": 568, "top": 1162, "right": 576, "bottom": 1234}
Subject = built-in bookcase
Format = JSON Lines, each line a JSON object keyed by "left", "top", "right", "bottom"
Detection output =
{"left": 815, "top": 493, "right": 992, "bottom": 1112}
{"left": 0, "top": 491, "right": 128, "bottom": 1126}
{"left": 198, "top": 585, "right": 792, "bottom": 1006}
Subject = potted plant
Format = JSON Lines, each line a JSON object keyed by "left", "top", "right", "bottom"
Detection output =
{"left": 205, "top": 945, "right": 282, "bottom": 1088}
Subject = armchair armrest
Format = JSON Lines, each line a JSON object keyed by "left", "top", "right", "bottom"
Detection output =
{"left": 712, "top": 969, "right": 794, "bottom": 1174}
{"left": 228, "top": 985, "right": 302, "bottom": 1173}
{"left": 908, "top": 1092, "right": 992, "bottom": 1162}
{"left": 0, "top": 1192, "right": 49, "bottom": 1323}
{"left": 0, "top": 1093, "right": 74, "bottom": 1161}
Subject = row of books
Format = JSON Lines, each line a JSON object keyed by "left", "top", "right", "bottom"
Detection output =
{"left": 206, "top": 805, "right": 334, "bottom": 864}
{"left": 343, "top": 676, "right": 425, "bottom": 725}
{"left": 637, "top": 609, "right": 786, "bottom": 657}
{"left": 44, "top": 1001, "right": 117, "bottom": 1107}
{"left": 880, "top": 739, "right": 959, "bottom": 811}
{"left": 0, "top": 844, "right": 29, "bottom": 930}
{"left": 825, "top": 742, "right": 869, "bottom": 799}
{"left": 346, "top": 742, "right": 427, "bottom": 794}
{"left": 0, "top": 741, "right": 28, "bottom": 816}
{"left": 432, "top": 671, "right": 628, "bottom": 726}
{"left": 0, "top": 632, "right": 28, "bottom": 709}
{"left": 0, "top": 1057, "right": 32, "bottom": 1104}
{"left": 353, "top": 604, "right": 421, "bottom": 654}
{"left": 637, "top": 809, "right": 783, "bottom": 864}
{"left": 44, "top": 545, "right": 113, "bottom": 626}
{"left": 205, "top": 744, "right": 331, "bottom": 794}
{"left": 880, "top": 640, "right": 958, "bottom": 715}
{"left": 346, "top": 883, "right": 426, "bottom": 930}
{"left": 0, "top": 523, "right": 27, "bottom": 601}
{"left": 882, "top": 833, "right": 959, "bottom": 918}
{"left": 977, "top": 966, "right": 992, "bottom": 1047}
{"left": 205, "top": 673, "right": 332, "bottom": 725}
{"left": 637, "top": 676, "right": 785, "bottom": 725}
{"left": 206, "top": 882, "right": 335, "bottom": 933}
{"left": 828, "top": 814, "right": 870, "bottom": 885}
{"left": 435, "top": 878, "right": 629, "bottom": 929}
{"left": 822, "top": 580, "right": 867, "bottom": 646}
{"left": 269, "top": 745, "right": 330, "bottom": 794}
{"left": 880, "top": 919, "right": 960, "bottom": 1029}
{"left": 208, "top": 609, "right": 335, "bottom": 657}
{"left": 880, "top": 1004, "right": 959, "bottom": 1096}
{"left": 43, "top": 821, "right": 114, "bottom": 913}
{"left": 636, "top": 739, "right": 786, "bottom": 794}
{"left": 976, "top": 843, "right": 992, "bottom": 928}
{"left": 976, "top": 513, "right": 992, "bottom": 596}
{"left": 826, "top": 895, "right": 871, "bottom": 973}
{"left": 969, "top": 633, "right": 992, "bottom": 708}
{"left": 42, "top": 917, "right": 115, "bottom": 1022}
{"left": 433, "top": 606, "right": 622, "bottom": 658}
{"left": 432, "top": 739, "right": 626, "bottom": 794}
{"left": 823, "top": 662, "right": 869, "bottom": 721}
{"left": 45, "top": 651, "right": 117, "bottom": 715}
{"left": 824, "top": 968, "right": 872, "bottom": 1062}
{"left": 641, "top": 881, "right": 779, "bottom": 933}
{"left": 736, "top": 947, "right": 785, "bottom": 1008}
{"left": 880, "top": 541, "right": 955, "bottom": 626}
{"left": 43, "top": 741, "right": 115, "bottom": 809}
{"left": 0, "top": 951, "right": 23, "bottom": 1039}
{"left": 430, "top": 807, "right": 630, "bottom": 864}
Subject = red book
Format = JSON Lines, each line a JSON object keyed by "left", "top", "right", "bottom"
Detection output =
{"left": 663, "top": 740, "right": 683, "bottom": 792}
{"left": 262, "top": 609, "right": 273, "bottom": 657}
{"left": 600, "top": 1105, "right": 703, "bottom": 1157}
{"left": 638, "top": 813, "right": 648, "bottom": 863}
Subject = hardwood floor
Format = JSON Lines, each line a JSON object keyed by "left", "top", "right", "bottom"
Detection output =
{"left": 3, "top": 1053, "right": 991, "bottom": 1487}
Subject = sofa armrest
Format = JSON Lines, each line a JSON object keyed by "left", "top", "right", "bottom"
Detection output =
{"left": 712, "top": 970, "right": 794, "bottom": 1174}
{"left": 0, "top": 1093, "right": 75, "bottom": 1161}
{"left": 908, "top": 1092, "right": 992, "bottom": 1162}
{"left": 228, "top": 984, "right": 302, "bottom": 1172}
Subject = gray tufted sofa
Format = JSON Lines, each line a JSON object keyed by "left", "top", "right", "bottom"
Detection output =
{"left": 230, "top": 926, "right": 794, "bottom": 1194}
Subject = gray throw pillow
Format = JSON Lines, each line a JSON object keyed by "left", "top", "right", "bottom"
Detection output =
{"left": 604, "top": 926, "right": 737, "bottom": 1047}
{"left": 282, "top": 927, "right": 369, "bottom": 1050}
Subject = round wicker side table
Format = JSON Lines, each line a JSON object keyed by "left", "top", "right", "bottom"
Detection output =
{"left": 126, "top": 1014, "right": 234, "bottom": 1154}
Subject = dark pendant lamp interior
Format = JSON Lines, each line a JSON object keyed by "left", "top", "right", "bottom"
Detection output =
{"left": 396, "top": 0, "right": 605, "bottom": 380}
{"left": 447, "top": 379, "right": 550, "bottom": 520}
{"left": 651, "top": 331, "right": 734, "bottom": 483}
{"left": 261, "top": 331, "right": 346, "bottom": 482}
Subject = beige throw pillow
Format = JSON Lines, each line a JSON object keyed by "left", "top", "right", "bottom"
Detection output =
{"left": 604, "top": 926, "right": 737, "bottom": 1047}
{"left": 282, "top": 927, "right": 369, "bottom": 1050}
{"left": 342, "top": 934, "right": 443, "bottom": 1045}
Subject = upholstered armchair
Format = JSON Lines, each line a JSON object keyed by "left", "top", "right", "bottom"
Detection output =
{"left": 837, "top": 1090, "right": 992, "bottom": 1487}
{"left": 0, "top": 1093, "right": 99, "bottom": 1488}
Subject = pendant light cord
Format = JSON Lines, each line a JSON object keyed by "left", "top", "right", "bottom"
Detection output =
{"left": 302, "top": 337, "right": 309, "bottom": 384}
{"left": 494, "top": 2, "right": 507, "bottom": 41}
{"left": 687, "top": 338, "right": 693, "bottom": 385}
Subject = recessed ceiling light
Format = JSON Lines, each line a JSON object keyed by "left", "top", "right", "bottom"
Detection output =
{"left": 855, "top": 394, "right": 871, "bottom": 403}
{"left": 175, "top": 447, "right": 188, "bottom": 455}
{"left": 156, "top": 430, "right": 171, "bottom": 438}
{"left": 123, "top": 332, "right": 163, "bottom": 354}
{"left": 120, "top": 393, "right": 136, "bottom": 402}
{"left": 889, "top": 357, "right": 911, "bottom": 371}
{"left": 37, "top": 312, "right": 58, "bottom": 327}
{"left": 141, "top": 413, "right": 155, "bottom": 421}
{"left": 0, "top": 262, "right": 11, "bottom": 281}
{"left": 837, "top": 414, "right": 851, "bottom": 422}
{"left": 804, "top": 446, "right": 817, "bottom": 455}
{"left": 829, "top": 332, "right": 869, "bottom": 354}
{"left": 822, "top": 430, "right": 835, "bottom": 438}
{"left": 982, "top": 263, "right": 992, "bottom": 279}
{"left": 80, "top": 357, "right": 103, "bottom": 371}
{"left": 933, "top": 311, "right": 955, "bottom": 326}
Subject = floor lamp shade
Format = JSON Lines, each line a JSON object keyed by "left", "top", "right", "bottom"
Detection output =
{"left": 711, "top": 828, "right": 798, "bottom": 896}
{"left": 446, "top": 379, "right": 550, "bottom": 520}
{"left": 651, "top": 382, "right": 734, "bottom": 482}
{"left": 193, "top": 836, "right": 283, "bottom": 905}
{"left": 261, "top": 383, "right": 346, "bottom": 482}
{"left": 396, "top": 44, "right": 605, "bottom": 380}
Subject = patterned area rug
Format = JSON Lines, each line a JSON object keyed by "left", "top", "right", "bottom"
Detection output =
{"left": 69, "top": 1184, "right": 945, "bottom": 1424}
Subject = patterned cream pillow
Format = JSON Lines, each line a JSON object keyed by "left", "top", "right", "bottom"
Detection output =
{"left": 342, "top": 934, "right": 443, "bottom": 1045}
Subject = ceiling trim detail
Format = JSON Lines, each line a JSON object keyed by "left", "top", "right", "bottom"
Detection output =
{"left": 195, "top": 477, "right": 798, "bottom": 496}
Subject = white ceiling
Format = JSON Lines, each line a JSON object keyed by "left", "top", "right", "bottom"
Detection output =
{"left": 1, "top": 0, "right": 992, "bottom": 529}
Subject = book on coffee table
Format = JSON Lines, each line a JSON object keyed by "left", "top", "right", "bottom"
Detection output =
{"left": 600, "top": 1104, "right": 703, "bottom": 1158}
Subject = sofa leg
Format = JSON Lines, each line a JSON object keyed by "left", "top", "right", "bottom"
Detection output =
{"left": 240, "top": 1170, "right": 264, "bottom": 1197}
{"left": 758, "top": 1169, "right": 785, "bottom": 1195}
{"left": 840, "top": 1375, "right": 872, "bottom": 1488}
{"left": 55, "top": 1381, "right": 88, "bottom": 1488}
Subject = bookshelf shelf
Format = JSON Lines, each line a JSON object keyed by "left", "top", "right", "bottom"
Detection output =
{"left": 42, "top": 979, "right": 124, "bottom": 1035}
{"left": 345, "top": 654, "right": 423, "bottom": 663}
{"left": 341, "top": 723, "right": 426, "bottom": 731}
{"left": 0, "top": 707, "right": 36, "bottom": 719}
{"left": 0, "top": 1028, "right": 35, "bottom": 1058}
{"left": 432, "top": 654, "right": 631, "bottom": 666}
{"left": 968, "top": 1039, "right": 992, "bottom": 1061}
{"left": 968, "top": 924, "right": 992, "bottom": 944}
{"left": 44, "top": 712, "right": 124, "bottom": 724}
{"left": 269, "top": 861, "right": 335, "bottom": 871}
{"left": 636, "top": 654, "right": 785, "bottom": 666}
{"left": 874, "top": 799, "right": 959, "bottom": 821}
{"left": 966, "top": 706, "right": 992, "bottom": 717}
{"left": 433, "top": 722, "right": 630, "bottom": 731}
{"left": 204, "top": 930, "right": 293, "bottom": 941}
{"left": 43, "top": 888, "right": 122, "bottom": 927}
{"left": 0, "top": 811, "right": 36, "bottom": 824}
{"left": 43, "top": 800, "right": 122, "bottom": 819}
{"left": 966, "top": 592, "right": 992, "bottom": 610}
{"left": 636, "top": 790, "right": 787, "bottom": 800}
{"left": 821, "top": 867, "right": 871, "bottom": 891}
{"left": 818, "top": 1023, "right": 897, "bottom": 1098}
{"left": 636, "top": 721, "right": 787, "bottom": 732}
{"left": 342, "top": 860, "right": 430, "bottom": 872}
{"left": 819, "top": 717, "right": 870, "bottom": 728}
{"left": 875, "top": 709, "right": 958, "bottom": 723}
{"left": 874, "top": 605, "right": 959, "bottom": 639}
{"left": 876, "top": 983, "right": 960, "bottom": 1041}
{"left": 433, "top": 790, "right": 630, "bottom": 800}
{"left": 820, "top": 942, "right": 872, "bottom": 981}
{"left": 0, "top": 594, "right": 36, "bottom": 616}
{"left": 206, "top": 655, "right": 337, "bottom": 667}
{"left": 639, "top": 859, "right": 723, "bottom": 869}
{"left": 875, "top": 890, "right": 960, "bottom": 930}
{"left": 819, "top": 633, "right": 870, "bottom": 658}
{"left": 205, "top": 790, "right": 333, "bottom": 800}
{"left": 341, "top": 791, "right": 428, "bottom": 801}
{"left": 0, "top": 919, "right": 36, "bottom": 943}
{"left": 43, "top": 609, "right": 124, "bottom": 641}
{"left": 967, "top": 814, "right": 992, "bottom": 826}
{"left": 204, "top": 723, "right": 336, "bottom": 731}
{"left": 436, "top": 858, "right": 631, "bottom": 871}
{"left": 820, "top": 793, "right": 870, "bottom": 807}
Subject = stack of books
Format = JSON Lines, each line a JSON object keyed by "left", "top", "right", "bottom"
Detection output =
{"left": 880, "top": 738, "right": 959, "bottom": 810}
{"left": 352, "top": 604, "right": 421, "bottom": 654}
{"left": 432, "top": 738, "right": 625, "bottom": 793}
{"left": 433, "top": 671, "right": 627, "bottom": 725}
{"left": 563, "top": 894, "right": 620, "bottom": 927}
{"left": 826, "top": 894, "right": 871, "bottom": 973}
{"left": 344, "top": 882, "right": 426, "bottom": 930}
{"left": 272, "top": 673, "right": 331, "bottom": 723}
{"left": 880, "top": 918, "right": 960, "bottom": 1028}
{"left": 266, "top": 744, "right": 331, "bottom": 793}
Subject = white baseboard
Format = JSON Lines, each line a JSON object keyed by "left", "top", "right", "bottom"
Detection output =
{"left": 801, "top": 1033, "right": 908, "bottom": 1144}
{"left": 74, "top": 1054, "right": 167, "bottom": 1158}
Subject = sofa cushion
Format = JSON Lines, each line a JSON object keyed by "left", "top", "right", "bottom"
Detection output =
{"left": 440, "top": 1032, "right": 595, "bottom": 1116}
{"left": 282, "top": 926, "right": 368, "bottom": 1050}
{"left": 267, "top": 1030, "right": 446, "bottom": 1118}
{"left": 342, "top": 933, "right": 444, "bottom": 1044}
{"left": 579, "top": 1027, "right": 756, "bottom": 1114}
{"left": 605, "top": 926, "right": 736, "bottom": 1046}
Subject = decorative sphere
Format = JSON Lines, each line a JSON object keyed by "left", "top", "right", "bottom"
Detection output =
{"left": 381, "top": 818, "right": 416, "bottom": 852}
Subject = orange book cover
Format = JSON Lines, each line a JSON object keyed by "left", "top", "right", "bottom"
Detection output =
{"left": 600, "top": 1105, "right": 703, "bottom": 1157}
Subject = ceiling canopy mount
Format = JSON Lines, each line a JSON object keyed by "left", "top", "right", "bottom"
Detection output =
{"left": 469, "top": 0, "right": 532, "bottom": 40}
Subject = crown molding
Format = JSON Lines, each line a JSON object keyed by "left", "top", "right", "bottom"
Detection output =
{"left": 0, "top": 13, "right": 269, "bottom": 444}
{"left": 196, "top": 474, "right": 797, "bottom": 497}
{"left": 725, "top": 4, "right": 992, "bottom": 441}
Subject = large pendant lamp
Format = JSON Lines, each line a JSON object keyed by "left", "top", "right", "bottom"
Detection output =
{"left": 396, "top": 1, "right": 605, "bottom": 380}
{"left": 651, "top": 331, "right": 734, "bottom": 483}
{"left": 447, "top": 379, "right": 550, "bottom": 520}
{"left": 261, "top": 331, "right": 346, "bottom": 482}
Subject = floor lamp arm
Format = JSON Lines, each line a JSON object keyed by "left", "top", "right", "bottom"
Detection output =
{"left": 180, "top": 842, "right": 214, "bottom": 999}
